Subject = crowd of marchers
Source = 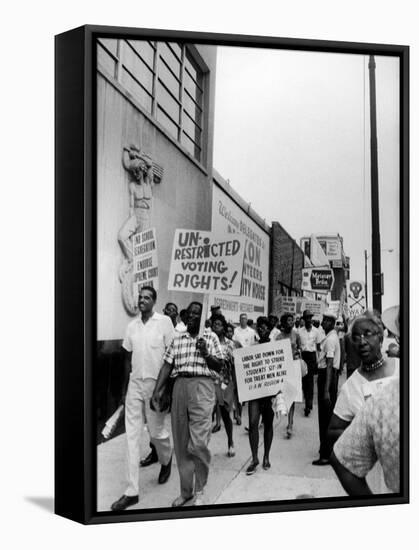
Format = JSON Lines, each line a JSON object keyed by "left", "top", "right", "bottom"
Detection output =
{"left": 109, "top": 287, "right": 401, "bottom": 511}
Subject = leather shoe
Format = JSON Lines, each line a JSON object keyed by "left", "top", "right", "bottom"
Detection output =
{"left": 312, "top": 458, "right": 330, "bottom": 466}
{"left": 158, "top": 457, "right": 172, "bottom": 484}
{"left": 111, "top": 494, "right": 139, "bottom": 511}
{"left": 172, "top": 494, "right": 194, "bottom": 507}
{"left": 246, "top": 460, "right": 259, "bottom": 475}
{"left": 140, "top": 450, "right": 158, "bottom": 467}
{"left": 262, "top": 457, "right": 271, "bottom": 470}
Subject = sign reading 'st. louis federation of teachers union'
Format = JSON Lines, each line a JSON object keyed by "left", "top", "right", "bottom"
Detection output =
{"left": 167, "top": 229, "right": 245, "bottom": 295}
{"left": 233, "top": 339, "right": 297, "bottom": 402}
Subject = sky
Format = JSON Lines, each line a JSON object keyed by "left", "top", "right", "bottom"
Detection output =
{"left": 213, "top": 47, "right": 400, "bottom": 311}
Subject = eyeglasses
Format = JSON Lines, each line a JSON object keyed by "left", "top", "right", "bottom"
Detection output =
{"left": 351, "top": 330, "right": 380, "bottom": 343}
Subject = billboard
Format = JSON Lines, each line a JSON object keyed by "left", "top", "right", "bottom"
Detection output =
{"left": 301, "top": 267, "right": 335, "bottom": 292}
{"left": 211, "top": 184, "right": 270, "bottom": 322}
{"left": 300, "top": 235, "right": 343, "bottom": 263}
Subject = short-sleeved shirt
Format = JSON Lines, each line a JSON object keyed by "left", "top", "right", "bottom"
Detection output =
{"left": 269, "top": 327, "right": 281, "bottom": 341}
{"left": 122, "top": 312, "right": 175, "bottom": 380}
{"left": 218, "top": 338, "right": 235, "bottom": 385}
{"left": 333, "top": 359, "right": 399, "bottom": 422}
{"left": 175, "top": 321, "right": 187, "bottom": 333}
{"left": 275, "top": 328, "right": 301, "bottom": 359}
{"left": 318, "top": 329, "right": 341, "bottom": 370}
{"left": 163, "top": 331, "right": 223, "bottom": 378}
{"left": 233, "top": 326, "right": 258, "bottom": 348}
{"left": 333, "top": 378, "right": 400, "bottom": 493}
{"left": 299, "top": 326, "right": 321, "bottom": 352}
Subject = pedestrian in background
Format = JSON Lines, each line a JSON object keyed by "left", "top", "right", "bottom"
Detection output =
{"left": 211, "top": 314, "right": 236, "bottom": 457}
{"left": 312, "top": 311, "right": 340, "bottom": 466}
{"left": 226, "top": 322, "right": 242, "bottom": 425}
{"left": 233, "top": 313, "right": 258, "bottom": 348}
{"left": 275, "top": 312, "right": 301, "bottom": 438}
{"left": 299, "top": 310, "right": 322, "bottom": 417}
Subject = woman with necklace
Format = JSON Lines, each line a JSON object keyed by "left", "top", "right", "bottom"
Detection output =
{"left": 327, "top": 310, "right": 399, "bottom": 490}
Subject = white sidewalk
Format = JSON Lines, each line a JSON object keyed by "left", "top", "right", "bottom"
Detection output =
{"left": 97, "top": 394, "right": 346, "bottom": 511}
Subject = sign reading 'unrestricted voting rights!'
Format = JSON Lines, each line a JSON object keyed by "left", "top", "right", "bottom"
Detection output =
{"left": 167, "top": 229, "right": 245, "bottom": 295}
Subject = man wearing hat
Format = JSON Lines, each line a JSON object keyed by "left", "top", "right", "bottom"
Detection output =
{"left": 299, "top": 309, "right": 322, "bottom": 416}
{"left": 312, "top": 310, "right": 341, "bottom": 466}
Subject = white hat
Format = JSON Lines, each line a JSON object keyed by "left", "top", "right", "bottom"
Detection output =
{"left": 322, "top": 310, "right": 337, "bottom": 321}
{"left": 382, "top": 305, "right": 400, "bottom": 337}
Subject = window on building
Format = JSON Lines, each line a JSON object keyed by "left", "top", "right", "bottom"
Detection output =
{"left": 97, "top": 38, "right": 205, "bottom": 163}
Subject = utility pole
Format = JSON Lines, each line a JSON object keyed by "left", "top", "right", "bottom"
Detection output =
{"left": 364, "top": 249, "right": 368, "bottom": 309}
{"left": 368, "top": 55, "right": 382, "bottom": 313}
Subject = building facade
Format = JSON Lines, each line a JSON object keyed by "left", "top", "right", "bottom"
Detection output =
{"left": 299, "top": 234, "right": 350, "bottom": 301}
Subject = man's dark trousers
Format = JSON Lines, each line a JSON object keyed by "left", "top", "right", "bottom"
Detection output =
{"left": 317, "top": 368, "right": 338, "bottom": 459}
{"left": 301, "top": 351, "right": 317, "bottom": 412}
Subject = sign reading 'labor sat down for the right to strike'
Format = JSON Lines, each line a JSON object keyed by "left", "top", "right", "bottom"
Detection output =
{"left": 233, "top": 339, "right": 300, "bottom": 402}
{"left": 167, "top": 229, "right": 245, "bottom": 295}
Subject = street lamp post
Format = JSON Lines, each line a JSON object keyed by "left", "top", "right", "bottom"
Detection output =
{"left": 369, "top": 54, "right": 382, "bottom": 313}
{"left": 364, "top": 249, "right": 368, "bottom": 309}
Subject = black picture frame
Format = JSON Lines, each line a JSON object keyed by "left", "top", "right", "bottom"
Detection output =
{"left": 55, "top": 24, "right": 409, "bottom": 525}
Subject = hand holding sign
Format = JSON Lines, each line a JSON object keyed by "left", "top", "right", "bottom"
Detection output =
{"left": 196, "top": 337, "right": 209, "bottom": 357}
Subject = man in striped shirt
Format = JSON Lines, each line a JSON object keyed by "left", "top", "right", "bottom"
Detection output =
{"left": 152, "top": 301, "right": 224, "bottom": 507}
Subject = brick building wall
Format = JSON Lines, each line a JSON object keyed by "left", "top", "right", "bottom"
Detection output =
{"left": 270, "top": 221, "right": 304, "bottom": 310}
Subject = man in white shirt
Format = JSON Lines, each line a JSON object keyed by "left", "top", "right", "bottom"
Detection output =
{"left": 175, "top": 308, "right": 188, "bottom": 333}
{"left": 298, "top": 309, "right": 322, "bottom": 416}
{"left": 313, "top": 311, "right": 341, "bottom": 466}
{"left": 268, "top": 313, "right": 281, "bottom": 340}
{"left": 111, "top": 286, "right": 175, "bottom": 511}
{"left": 233, "top": 313, "right": 258, "bottom": 348}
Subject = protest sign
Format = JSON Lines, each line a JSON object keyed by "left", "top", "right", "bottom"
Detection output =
{"left": 212, "top": 184, "right": 270, "bottom": 316}
{"left": 167, "top": 229, "right": 245, "bottom": 294}
{"left": 346, "top": 280, "right": 366, "bottom": 319}
{"left": 327, "top": 300, "right": 341, "bottom": 318}
{"left": 207, "top": 294, "right": 259, "bottom": 324}
{"left": 132, "top": 228, "right": 159, "bottom": 302}
{"left": 233, "top": 339, "right": 296, "bottom": 402}
{"left": 273, "top": 296, "right": 325, "bottom": 317}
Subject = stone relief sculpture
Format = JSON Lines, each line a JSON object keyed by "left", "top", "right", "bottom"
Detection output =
{"left": 118, "top": 145, "right": 163, "bottom": 315}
